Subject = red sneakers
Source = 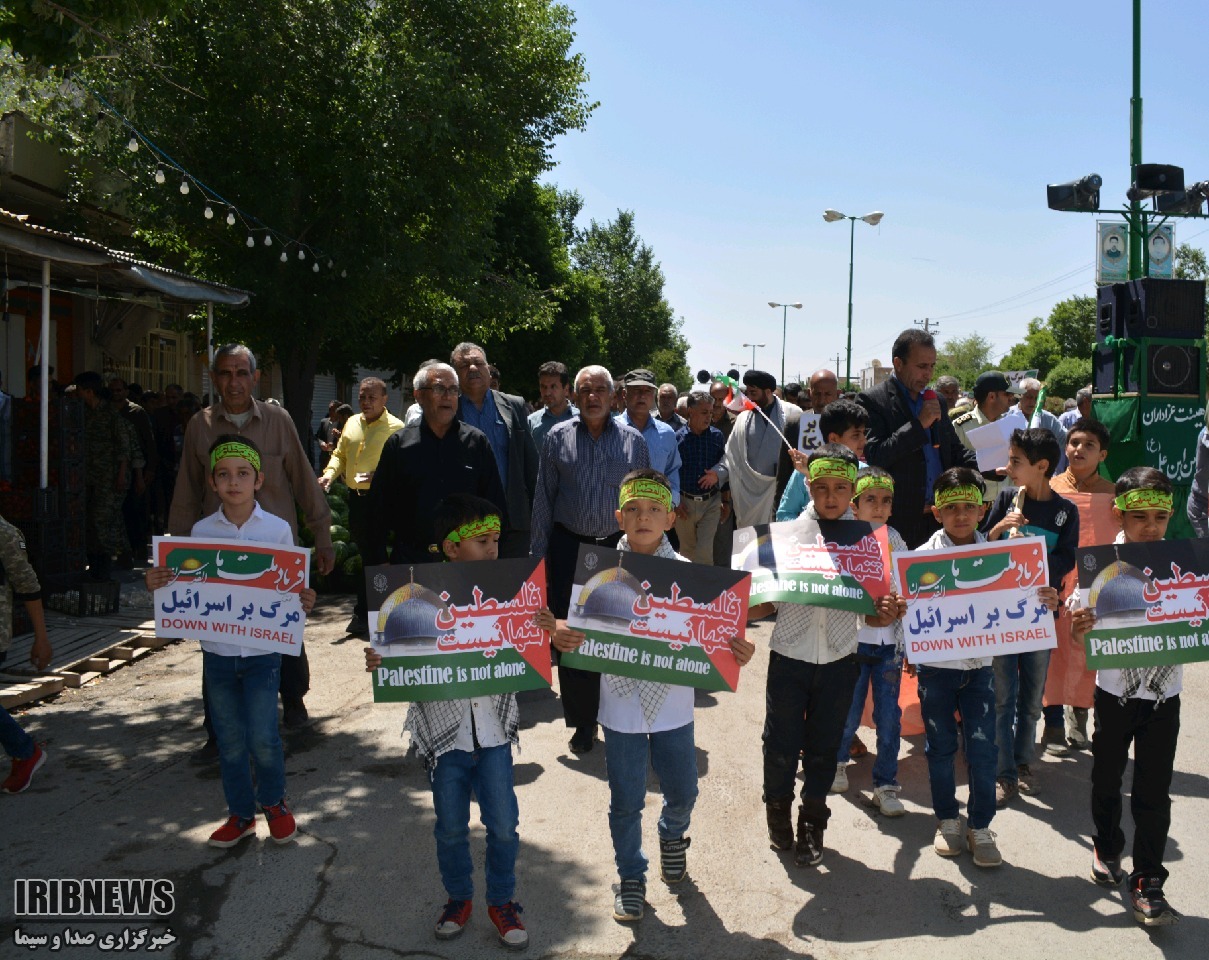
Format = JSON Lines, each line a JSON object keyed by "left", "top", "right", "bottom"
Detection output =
{"left": 488, "top": 901, "right": 528, "bottom": 949}
{"left": 262, "top": 800, "right": 297, "bottom": 843}
{"left": 435, "top": 899, "right": 473, "bottom": 940}
{"left": 208, "top": 815, "right": 256, "bottom": 848}
{"left": 2, "top": 744, "right": 46, "bottom": 794}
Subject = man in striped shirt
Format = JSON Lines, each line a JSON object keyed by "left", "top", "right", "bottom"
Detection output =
{"left": 530, "top": 365, "right": 649, "bottom": 754}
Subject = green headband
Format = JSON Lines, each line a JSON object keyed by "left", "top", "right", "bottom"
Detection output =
{"left": 619, "top": 477, "right": 673, "bottom": 511}
{"left": 210, "top": 440, "right": 261, "bottom": 473}
{"left": 445, "top": 515, "right": 501, "bottom": 543}
{"left": 1114, "top": 489, "right": 1173, "bottom": 513}
{"left": 807, "top": 457, "right": 857, "bottom": 484}
{"left": 934, "top": 484, "right": 983, "bottom": 508}
{"left": 855, "top": 474, "right": 894, "bottom": 499}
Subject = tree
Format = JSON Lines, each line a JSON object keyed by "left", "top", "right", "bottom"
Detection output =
{"left": 1000, "top": 295, "right": 1095, "bottom": 379}
{"left": 1174, "top": 242, "right": 1207, "bottom": 281}
{"left": 7, "top": 0, "right": 593, "bottom": 433}
{"left": 934, "top": 333, "right": 994, "bottom": 390}
{"left": 572, "top": 209, "right": 687, "bottom": 378}
{"left": 1045, "top": 356, "right": 1092, "bottom": 400}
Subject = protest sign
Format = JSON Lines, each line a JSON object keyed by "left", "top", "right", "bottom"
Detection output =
{"left": 964, "top": 408, "right": 1028, "bottom": 472}
{"left": 896, "top": 536, "right": 1056, "bottom": 663}
{"left": 1077, "top": 539, "right": 1209, "bottom": 669}
{"left": 562, "top": 546, "right": 751, "bottom": 691}
{"left": 796, "top": 411, "right": 823, "bottom": 454}
{"left": 365, "top": 558, "right": 550, "bottom": 702}
{"left": 1004, "top": 369, "right": 1039, "bottom": 390}
{"left": 732, "top": 515, "right": 890, "bottom": 613}
{"left": 151, "top": 537, "right": 310, "bottom": 655}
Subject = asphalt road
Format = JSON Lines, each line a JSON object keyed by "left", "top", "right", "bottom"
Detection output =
{"left": 3, "top": 594, "right": 1207, "bottom": 959}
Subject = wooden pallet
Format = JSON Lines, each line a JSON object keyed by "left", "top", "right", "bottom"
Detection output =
{"left": 1, "top": 609, "right": 169, "bottom": 709}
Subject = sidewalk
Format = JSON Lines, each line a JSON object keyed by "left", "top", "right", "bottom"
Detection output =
{"left": 2, "top": 595, "right": 1207, "bottom": 959}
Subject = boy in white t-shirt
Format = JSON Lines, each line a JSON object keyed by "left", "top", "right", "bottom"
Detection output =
{"left": 1071, "top": 466, "right": 1182, "bottom": 927}
{"left": 542, "top": 469, "right": 754, "bottom": 922}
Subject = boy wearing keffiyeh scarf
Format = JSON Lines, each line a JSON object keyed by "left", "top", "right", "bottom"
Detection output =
{"left": 1071, "top": 466, "right": 1183, "bottom": 927}
{"left": 544, "top": 469, "right": 755, "bottom": 922}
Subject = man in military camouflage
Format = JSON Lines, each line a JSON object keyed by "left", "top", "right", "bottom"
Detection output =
{"left": 0, "top": 512, "right": 54, "bottom": 793}
{"left": 74, "top": 372, "right": 131, "bottom": 582}
{"left": 110, "top": 377, "right": 157, "bottom": 567}
{"left": 952, "top": 370, "right": 1015, "bottom": 504}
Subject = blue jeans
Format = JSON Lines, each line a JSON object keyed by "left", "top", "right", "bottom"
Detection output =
{"left": 836, "top": 643, "right": 903, "bottom": 787}
{"left": 993, "top": 650, "right": 1051, "bottom": 781}
{"left": 603, "top": 722, "right": 698, "bottom": 882}
{"left": 204, "top": 652, "right": 286, "bottom": 819}
{"left": 917, "top": 665, "right": 998, "bottom": 830}
{"left": 430, "top": 743, "right": 519, "bottom": 905}
{"left": 0, "top": 651, "right": 35, "bottom": 761}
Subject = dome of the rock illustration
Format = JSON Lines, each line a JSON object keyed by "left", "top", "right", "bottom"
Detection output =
{"left": 1089, "top": 561, "right": 1150, "bottom": 620}
{"left": 375, "top": 583, "right": 446, "bottom": 646}
{"left": 575, "top": 567, "right": 645, "bottom": 623}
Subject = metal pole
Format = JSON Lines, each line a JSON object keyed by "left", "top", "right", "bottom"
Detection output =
{"left": 39, "top": 259, "right": 50, "bottom": 490}
{"left": 207, "top": 302, "right": 215, "bottom": 366}
{"left": 780, "top": 304, "right": 788, "bottom": 387}
{"left": 845, "top": 216, "right": 856, "bottom": 388}
{"left": 750, "top": 343, "right": 757, "bottom": 368}
{"left": 1128, "top": 0, "right": 1143, "bottom": 280}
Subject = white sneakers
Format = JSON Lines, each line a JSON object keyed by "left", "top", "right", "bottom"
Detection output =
{"left": 934, "top": 818, "right": 964, "bottom": 857}
{"left": 871, "top": 784, "right": 905, "bottom": 817}
{"left": 830, "top": 763, "right": 849, "bottom": 793}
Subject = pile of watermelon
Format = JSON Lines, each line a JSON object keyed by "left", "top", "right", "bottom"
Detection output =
{"left": 299, "top": 481, "right": 365, "bottom": 594}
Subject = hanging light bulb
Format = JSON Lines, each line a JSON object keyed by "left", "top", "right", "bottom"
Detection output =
{"left": 127, "top": 136, "right": 139, "bottom": 152}
{"left": 280, "top": 250, "right": 288, "bottom": 263}
{"left": 340, "top": 269, "right": 347, "bottom": 278}
{"left": 297, "top": 249, "right": 305, "bottom": 261}
{"left": 263, "top": 235, "right": 272, "bottom": 246}
{"left": 246, "top": 236, "right": 255, "bottom": 247}
{"left": 154, "top": 167, "right": 166, "bottom": 184}
{"left": 327, "top": 260, "right": 333, "bottom": 269}
{"left": 204, "top": 204, "right": 214, "bottom": 219}
{"left": 226, "top": 208, "right": 236, "bottom": 226}
{"left": 179, "top": 179, "right": 190, "bottom": 195}
{"left": 312, "top": 262, "right": 320, "bottom": 273}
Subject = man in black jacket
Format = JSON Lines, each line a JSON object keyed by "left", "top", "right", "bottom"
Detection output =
{"left": 858, "top": 329, "right": 976, "bottom": 547}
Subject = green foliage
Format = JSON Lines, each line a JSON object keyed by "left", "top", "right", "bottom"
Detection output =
{"left": 1000, "top": 295, "right": 1095, "bottom": 380}
{"left": 934, "top": 333, "right": 995, "bottom": 389}
{"left": 1174, "top": 243, "right": 1208, "bottom": 281}
{"left": 1045, "top": 356, "right": 1092, "bottom": 400}
{"left": 1, "top": 1, "right": 186, "bottom": 67}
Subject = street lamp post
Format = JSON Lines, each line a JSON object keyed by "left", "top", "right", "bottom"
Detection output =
{"left": 741, "top": 342, "right": 765, "bottom": 370}
{"left": 768, "top": 301, "right": 803, "bottom": 388}
{"left": 823, "top": 209, "right": 884, "bottom": 388}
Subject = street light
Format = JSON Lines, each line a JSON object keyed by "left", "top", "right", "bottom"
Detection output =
{"left": 823, "top": 210, "right": 883, "bottom": 387}
{"left": 741, "top": 343, "right": 765, "bottom": 369}
{"left": 768, "top": 301, "right": 803, "bottom": 388}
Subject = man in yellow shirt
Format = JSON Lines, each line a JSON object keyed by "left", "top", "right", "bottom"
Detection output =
{"left": 319, "top": 377, "right": 405, "bottom": 635}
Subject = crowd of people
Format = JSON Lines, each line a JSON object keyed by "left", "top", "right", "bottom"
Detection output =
{"left": 0, "top": 328, "right": 1193, "bottom": 948}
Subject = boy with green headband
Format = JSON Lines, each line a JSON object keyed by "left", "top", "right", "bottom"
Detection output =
{"left": 145, "top": 435, "right": 317, "bottom": 849}
{"left": 364, "top": 494, "right": 532, "bottom": 948}
{"left": 1070, "top": 467, "right": 1181, "bottom": 926}
{"left": 751, "top": 444, "right": 900, "bottom": 869}
{"left": 541, "top": 469, "right": 755, "bottom": 921}
{"left": 832, "top": 466, "right": 910, "bottom": 813}
{"left": 915, "top": 467, "right": 1056, "bottom": 868}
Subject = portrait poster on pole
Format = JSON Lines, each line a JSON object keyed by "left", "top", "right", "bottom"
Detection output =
{"left": 1097, "top": 221, "right": 1129, "bottom": 284}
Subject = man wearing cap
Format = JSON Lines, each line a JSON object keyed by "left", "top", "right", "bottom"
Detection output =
{"left": 953, "top": 371, "right": 1017, "bottom": 504}
{"left": 656, "top": 382, "right": 686, "bottom": 431}
{"left": 616, "top": 370, "right": 682, "bottom": 513}
{"left": 703, "top": 370, "right": 801, "bottom": 529}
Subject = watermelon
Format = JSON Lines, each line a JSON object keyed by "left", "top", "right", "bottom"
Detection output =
{"left": 342, "top": 555, "right": 363, "bottom": 579}
{"left": 330, "top": 524, "right": 350, "bottom": 543}
{"left": 298, "top": 525, "right": 316, "bottom": 548}
{"left": 333, "top": 541, "right": 351, "bottom": 565}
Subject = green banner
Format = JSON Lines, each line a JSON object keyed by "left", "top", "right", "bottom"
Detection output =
{"left": 1084, "top": 624, "right": 1209, "bottom": 669}
{"left": 560, "top": 633, "right": 731, "bottom": 692}
{"left": 372, "top": 647, "right": 551, "bottom": 702}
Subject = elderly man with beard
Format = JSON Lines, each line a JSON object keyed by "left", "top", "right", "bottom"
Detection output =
{"left": 530, "top": 365, "right": 649, "bottom": 755}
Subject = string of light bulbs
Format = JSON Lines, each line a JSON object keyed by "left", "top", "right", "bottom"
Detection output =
{"left": 89, "top": 86, "right": 344, "bottom": 276}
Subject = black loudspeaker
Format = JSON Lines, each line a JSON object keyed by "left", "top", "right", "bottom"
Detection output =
{"left": 1094, "top": 340, "right": 1201, "bottom": 395}
{"left": 1096, "top": 278, "right": 1206, "bottom": 341}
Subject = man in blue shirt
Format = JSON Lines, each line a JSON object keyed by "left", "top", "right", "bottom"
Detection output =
{"left": 528, "top": 360, "right": 577, "bottom": 450}
{"left": 452, "top": 342, "right": 538, "bottom": 558}
{"left": 615, "top": 368, "right": 681, "bottom": 510}
{"left": 675, "top": 390, "right": 726, "bottom": 563}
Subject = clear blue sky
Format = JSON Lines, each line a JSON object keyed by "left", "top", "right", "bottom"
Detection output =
{"left": 547, "top": 0, "right": 1209, "bottom": 386}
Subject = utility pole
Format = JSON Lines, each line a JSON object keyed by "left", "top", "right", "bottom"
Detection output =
{"left": 914, "top": 317, "right": 939, "bottom": 335}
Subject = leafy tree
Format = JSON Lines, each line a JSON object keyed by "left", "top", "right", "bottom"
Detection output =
{"left": 1174, "top": 242, "right": 1207, "bottom": 281}
{"left": 934, "top": 332, "right": 994, "bottom": 390}
{"left": 6, "top": 0, "right": 593, "bottom": 433}
{"left": 1000, "top": 295, "right": 1095, "bottom": 379}
{"left": 1046, "top": 356, "right": 1092, "bottom": 400}
{"left": 572, "top": 209, "right": 686, "bottom": 378}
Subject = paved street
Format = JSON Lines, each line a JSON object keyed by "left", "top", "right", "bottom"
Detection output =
{"left": 4, "top": 595, "right": 1208, "bottom": 959}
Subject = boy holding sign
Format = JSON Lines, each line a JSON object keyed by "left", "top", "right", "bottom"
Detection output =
{"left": 915, "top": 467, "right": 1059, "bottom": 868}
{"left": 1071, "top": 467, "right": 1181, "bottom": 927}
{"left": 542, "top": 469, "right": 755, "bottom": 921}
{"left": 364, "top": 495, "right": 532, "bottom": 948}
{"left": 145, "top": 436, "right": 317, "bottom": 848}
{"left": 751, "top": 444, "right": 900, "bottom": 869}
